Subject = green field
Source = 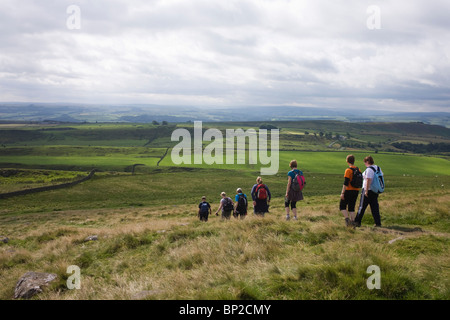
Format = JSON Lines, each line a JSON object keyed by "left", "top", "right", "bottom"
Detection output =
{"left": 0, "top": 121, "right": 449, "bottom": 300}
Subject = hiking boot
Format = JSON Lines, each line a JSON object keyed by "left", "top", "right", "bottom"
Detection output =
{"left": 286, "top": 215, "right": 290, "bottom": 221}
{"left": 373, "top": 224, "right": 382, "bottom": 228}
{"left": 293, "top": 216, "right": 298, "bottom": 221}
{"left": 353, "top": 221, "right": 361, "bottom": 228}
{"left": 345, "top": 218, "right": 350, "bottom": 227}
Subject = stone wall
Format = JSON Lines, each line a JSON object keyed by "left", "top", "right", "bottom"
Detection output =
{"left": 0, "top": 169, "right": 96, "bottom": 199}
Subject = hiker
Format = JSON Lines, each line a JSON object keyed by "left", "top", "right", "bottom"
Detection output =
{"left": 198, "top": 196, "right": 212, "bottom": 222}
{"left": 234, "top": 188, "right": 248, "bottom": 219}
{"left": 251, "top": 177, "right": 271, "bottom": 217}
{"left": 215, "top": 192, "right": 234, "bottom": 220}
{"left": 354, "top": 156, "right": 383, "bottom": 227}
{"left": 339, "top": 155, "right": 362, "bottom": 226}
{"left": 285, "top": 160, "right": 304, "bottom": 221}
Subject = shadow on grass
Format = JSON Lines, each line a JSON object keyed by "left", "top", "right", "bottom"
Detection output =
{"left": 384, "top": 225, "right": 424, "bottom": 233}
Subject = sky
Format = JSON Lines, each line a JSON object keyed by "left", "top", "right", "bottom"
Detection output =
{"left": 0, "top": 0, "right": 449, "bottom": 112}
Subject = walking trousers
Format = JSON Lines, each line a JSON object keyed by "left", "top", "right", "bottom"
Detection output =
{"left": 356, "top": 190, "right": 381, "bottom": 226}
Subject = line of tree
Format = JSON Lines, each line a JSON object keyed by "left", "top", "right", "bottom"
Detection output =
{"left": 391, "top": 142, "right": 450, "bottom": 154}
{"left": 259, "top": 123, "right": 278, "bottom": 130}
{"left": 152, "top": 120, "right": 169, "bottom": 125}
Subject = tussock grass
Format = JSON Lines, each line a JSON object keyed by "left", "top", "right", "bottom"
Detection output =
{"left": 1, "top": 188, "right": 448, "bottom": 300}
{"left": 0, "top": 170, "right": 449, "bottom": 300}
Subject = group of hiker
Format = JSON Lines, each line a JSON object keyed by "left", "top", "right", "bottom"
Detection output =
{"left": 198, "top": 156, "right": 384, "bottom": 227}
{"left": 198, "top": 177, "right": 273, "bottom": 222}
{"left": 340, "top": 155, "right": 384, "bottom": 227}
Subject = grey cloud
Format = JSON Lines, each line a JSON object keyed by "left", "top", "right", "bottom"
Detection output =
{"left": 0, "top": 0, "right": 449, "bottom": 112}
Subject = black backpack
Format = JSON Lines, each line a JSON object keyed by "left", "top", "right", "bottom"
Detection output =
{"left": 236, "top": 194, "right": 247, "bottom": 213}
{"left": 350, "top": 167, "right": 363, "bottom": 188}
{"left": 223, "top": 198, "right": 234, "bottom": 211}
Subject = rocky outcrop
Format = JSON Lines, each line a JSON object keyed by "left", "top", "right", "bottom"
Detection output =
{"left": 14, "top": 272, "right": 58, "bottom": 299}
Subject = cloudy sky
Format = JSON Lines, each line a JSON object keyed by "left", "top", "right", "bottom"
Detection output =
{"left": 0, "top": 0, "right": 449, "bottom": 112}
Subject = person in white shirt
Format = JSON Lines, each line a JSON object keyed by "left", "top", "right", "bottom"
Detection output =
{"left": 354, "top": 156, "right": 382, "bottom": 227}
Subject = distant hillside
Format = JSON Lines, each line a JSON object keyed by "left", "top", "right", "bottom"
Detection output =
{"left": 0, "top": 103, "right": 449, "bottom": 127}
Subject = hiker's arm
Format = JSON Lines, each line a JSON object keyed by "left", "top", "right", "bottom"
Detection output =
{"left": 267, "top": 186, "right": 271, "bottom": 202}
{"left": 365, "top": 178, "right": 372, "bottom": 196}
{"left": 250, "top": 185, "right": 256, "bottom": 201}
{"left": 251, "top": 185, "right": 257, "bottom": 206}
{"left": 215, "top": 202, "right": 222, "bottom": 215}
{"left": 286, "top": 177, "right": 292, "bottom": 197}
{"left": 341, "top": 183, "right": 347, "bottom": 200}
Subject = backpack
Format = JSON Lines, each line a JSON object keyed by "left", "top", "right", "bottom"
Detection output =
{"left": 199, "top": 202, "right": 209, "bottom": 214}
{"left": 223, "top": 197, "right": 234, "bottom": 211}
{"left": 236, "top": 194, "right": 247, "bottom": 213}
{"left": 350, "top": 167, "right": 363, "bottom": 188}
{"left": 291, "top": 170, "right": 305, "bottom": 192}
{"left": 255, "top": 184, "right": 268, "bottom": 200}
{"left": 369, "top": 166, "right": 385, "bottom": 194}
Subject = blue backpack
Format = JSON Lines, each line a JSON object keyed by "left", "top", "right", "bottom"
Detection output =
{"left": 199, "top": 202, "right": 210, "bottom": 213}
{"left": 369, "top": 166, "right": 385, "bottom": 194}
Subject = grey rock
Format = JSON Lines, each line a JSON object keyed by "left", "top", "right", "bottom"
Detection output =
{"left": 388, "top": 236, "right": 405, "bottom": 244}
{"left": 0, "top": 235, "right": 9, "bottom": 243}
{"left": 84, "top": 235, "right": 98, "bottom": 242}
{"left": 14, "top": 271, "right": 58, "bottom": 299}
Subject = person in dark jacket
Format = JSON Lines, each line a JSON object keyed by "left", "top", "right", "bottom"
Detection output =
{"left": 234, "top": 188, "right": 248, "bottom": 219}
{"left": 251, "top": 177, "right": 271, "bottom": 217}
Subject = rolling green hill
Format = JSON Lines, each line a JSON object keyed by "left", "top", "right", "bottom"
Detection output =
{"left": 0, "top": 120, "right": 449, "bottom": 300}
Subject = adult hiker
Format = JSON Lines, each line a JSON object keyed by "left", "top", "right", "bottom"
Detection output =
{"left": 215, "top": 192, "right": 234, "bottom": 220}
{"left": 354, "top": 156, "right": 383, "bottom": 227}
{"left": 339, "top": 155, "right": 362, "bottom": 226}
{"left": 251, "top": 177, "right": 271, "bottom": 217}
{"left": 234, "top": 188, "right": 248, "bottom": 219}
{"left": 198, "top": 196, "right": 212, "bottom": 222}
{"left": 285, "top": 160, "right": 305, "bottom": 221}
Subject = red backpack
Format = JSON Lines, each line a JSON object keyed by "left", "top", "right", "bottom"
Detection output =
{"left": 255, "top": 184, "right": 268, "bottom": 200}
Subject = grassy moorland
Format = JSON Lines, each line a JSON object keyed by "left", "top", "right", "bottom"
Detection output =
{"left": 0, "top": 169, "right": 448, "bottom": 300}
{"left": 0, "top": 121, "right": 449, "bottom": 300}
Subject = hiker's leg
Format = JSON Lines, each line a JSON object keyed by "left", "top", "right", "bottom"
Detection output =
{"left": 339, "top": 196, "right": 349, "bottom": 218}
{"left": 349, "top": 211, "right": 356, "bottom": 221}
{"left": 355, "top": 195, "right": 369, "bottom": 224}
{"left": 285, "top": 199, "right": 291, "bottom": 218}
{"left": 340, "top": 195, "right": 350, "bottom": 225}
{"left": 347, "top": 191, "right": 358, "bottom": 222}
{"left": 368, "top": 192, "right": 381, "bottom": 226}
{"left": 291, "top": 201, "right": 297, "bottom": 218}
